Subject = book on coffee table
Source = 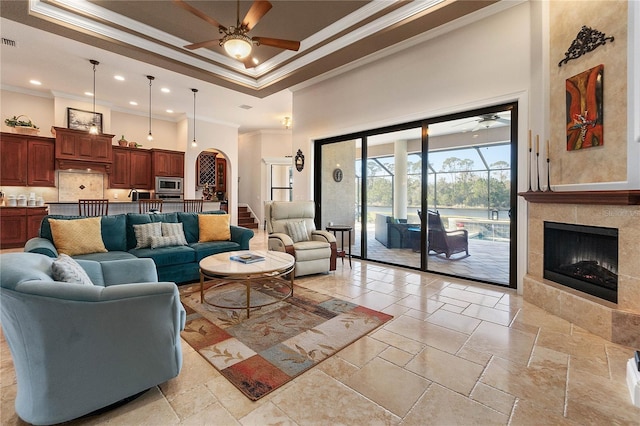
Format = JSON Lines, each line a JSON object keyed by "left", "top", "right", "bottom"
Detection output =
{"left": 230, "top": 253, "right": 265, "bottom": 264}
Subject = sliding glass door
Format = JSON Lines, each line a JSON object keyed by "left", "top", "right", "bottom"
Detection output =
{"left": 315, "top": 103, "right": 517, "bottom": 288}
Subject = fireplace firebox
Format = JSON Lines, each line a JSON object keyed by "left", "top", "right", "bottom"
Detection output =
{"left": 543, "top": 221, "right": 618, "bottom": 303}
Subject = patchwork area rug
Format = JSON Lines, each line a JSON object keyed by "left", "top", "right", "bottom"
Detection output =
{"left": 179, "top": 280, "right": 393, "bottom": 400}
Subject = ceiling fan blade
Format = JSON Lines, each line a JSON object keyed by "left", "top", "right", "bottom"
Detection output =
{"left": 184, "top": 39, "right": 220, "bottom": 50}
{"left": 242, "top": 1, "right": 272, "bottom": 31}
{"left": 452, "top": 120, "right": 476, "bottom": 127}
{"left": 496, "top": 118, "right": 511, "bottom": 124}
{"left": 252, "top": 36, "right": 300, "bottom": 51}
{"left": 173, "top": 0, "right": 227, "bottom": 31}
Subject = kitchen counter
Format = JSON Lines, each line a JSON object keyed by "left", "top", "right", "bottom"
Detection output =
{"left": 46, "top": 201, "right": 221, "bottom": 216}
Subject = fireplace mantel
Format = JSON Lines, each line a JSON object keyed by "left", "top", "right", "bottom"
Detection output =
{"left": 519, "top": 190, "right": 640, "bottom": 205}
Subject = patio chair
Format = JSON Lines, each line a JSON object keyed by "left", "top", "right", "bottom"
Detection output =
{"left": 425, "top": 210, "right": 469, "bottom": 258}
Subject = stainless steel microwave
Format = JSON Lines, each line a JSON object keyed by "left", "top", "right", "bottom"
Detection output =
{"left": 155, "top": 176, "right": 183, "bottom": 193}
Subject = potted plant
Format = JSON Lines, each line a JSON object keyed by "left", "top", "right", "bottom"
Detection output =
{"left": 4, "top": 115, "right": 39, "bottom": 135}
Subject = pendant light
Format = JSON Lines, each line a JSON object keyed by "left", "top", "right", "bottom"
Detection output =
{"left": 146, "top": 75, "right": 155, "bottom": 141}
{"left": 191, "top": 88, "right": 198, "bottom": 148}
{"left": 88, "top": 59, "right": 99, "bottom": 135}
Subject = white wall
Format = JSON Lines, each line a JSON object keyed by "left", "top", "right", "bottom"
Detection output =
{"left": 291, "top": 2, "right": 536, "bottom": 292}
{"left": 291, "top": 2, "right": 532, "bottom": 200}
{"left": 238, "top": 129, "right": 292, "bottom": 224}
{"left": 185, "top": 117, "right": 239, "bottom": 224}
{"left": 1, "top": 90, "right": 54, "bottom": 134}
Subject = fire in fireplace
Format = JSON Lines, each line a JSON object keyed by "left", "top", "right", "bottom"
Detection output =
{"left": 543, "top": 222, "right": 618, "bottom": 303}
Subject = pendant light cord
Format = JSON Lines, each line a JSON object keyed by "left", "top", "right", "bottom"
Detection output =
{"left": 147, "top": 75, "right": 155, "bottom": 140}
{"left": 191, "top": 88, "right": 198, "bottom": 147}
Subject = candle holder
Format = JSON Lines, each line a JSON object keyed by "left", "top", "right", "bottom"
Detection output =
{"left": 535, "top": 152, "right": 541, "bottom": 191}
{"left": 546, "top": 157, "right": 553, "bottom": 192}
{"left": 528, "top": 147, "right": 532, "bottom": 191}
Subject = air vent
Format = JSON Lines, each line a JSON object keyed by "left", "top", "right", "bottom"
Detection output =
{"left": 238, "top": 104, "right": 253, "bottom": 110}
{"left": 1, "top": 38, "right": 17, "bottom": 47}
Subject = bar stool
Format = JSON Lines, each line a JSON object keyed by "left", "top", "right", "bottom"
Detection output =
{"left": 139, "top": 199, "right": 163, "bottom": 213}
{"left": 183, "top": 199, "right": 203, "bottom": 212}
{"left": 78, "top": 199, "right": 109, "bottom": 216}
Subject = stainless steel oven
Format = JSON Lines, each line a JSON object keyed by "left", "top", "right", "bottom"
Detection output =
{"left": 156, "top": 193, "right": 183, "bottom": 200}
{"left": 155, "top": 176, "right": 183, "bottom": 194}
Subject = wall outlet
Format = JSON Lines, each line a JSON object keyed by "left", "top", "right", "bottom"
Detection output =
{"left": 114, "top": 193, "right": 118, "bottom": 199}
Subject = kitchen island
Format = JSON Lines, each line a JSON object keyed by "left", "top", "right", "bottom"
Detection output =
{"left": 46, "top": 200, "right": 221, "bottom": 216}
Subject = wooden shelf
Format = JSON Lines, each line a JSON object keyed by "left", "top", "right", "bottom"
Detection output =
{"left": 518, "top": 190, "right": 640, "bottom": 205}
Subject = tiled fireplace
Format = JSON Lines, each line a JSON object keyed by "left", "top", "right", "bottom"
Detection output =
{"left": 522, "top": 191, "right": 640, "bottom": 347}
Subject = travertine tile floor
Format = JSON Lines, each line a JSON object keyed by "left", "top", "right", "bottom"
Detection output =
{"left": 1, "top": 229, "right": 639, "bottom": 425}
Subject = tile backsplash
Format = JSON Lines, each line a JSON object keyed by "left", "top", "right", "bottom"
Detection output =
{"left": 58, "top": 171, "right": 104, "bottom": 201}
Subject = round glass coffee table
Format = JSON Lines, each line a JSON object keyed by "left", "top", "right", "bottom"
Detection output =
{"left": 199, "top": 250, "right": 295, "bottom": 318}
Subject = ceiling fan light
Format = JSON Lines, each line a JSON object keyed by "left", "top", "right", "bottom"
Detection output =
{"left": 221, "top": 34, "right": 252, "bottom": 59}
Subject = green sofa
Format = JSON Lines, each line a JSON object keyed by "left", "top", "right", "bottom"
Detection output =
{"left": 24, "top": 211, "right": 254, "bottom": 284}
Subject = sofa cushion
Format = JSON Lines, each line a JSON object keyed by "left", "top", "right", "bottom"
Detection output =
{"left": 161, "top": 223, "right": 188, "bottom": 245}
{"left": 287, "top": 220, "right": 309, "bottom": 243}
{"left": 177, "top": 210, "right": 224, "bottom": 243}
{"left": 189, "top": 241, "right": 242, "bottom": 261}
{"left": 151, "top": 235, "right": 188, "bottom": 249}
{"left": 73, "top": 251, "right": 137, "bottom": 262}
{"left": 134, "top": 222, "right": 162, "bottom": 249}
{"left": 198, "top": 214, "right": 231, "bottom": 242}
{"left": 49, "top": 217, "right": 108, "bottom": 256}
{"left": 126, "top": 213, "right": 178, "bottom": 249}
{"left": 128, "top": 245, "right": 196, "bottom": 267}
{"left": 41, "top": 215, "right": 127, "bottom": 252}
{"left": 51, "top": 254, "right": 93, "bottom": 285}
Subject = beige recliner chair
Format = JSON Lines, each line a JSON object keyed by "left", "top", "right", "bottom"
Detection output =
{"left": 266, "top": 201, "right": 337, "bottom": 277}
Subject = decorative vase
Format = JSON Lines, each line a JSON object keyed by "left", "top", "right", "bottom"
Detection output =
{"left": 128, "top": 141, "right": 137, "bottom": 148}
{"left": 118, "top": 135, "right": 128, "bottom": 146}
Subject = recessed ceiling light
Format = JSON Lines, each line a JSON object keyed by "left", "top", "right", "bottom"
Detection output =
{"left": 129, "top": 101, "right": 138, "bottom": 106}
{"left": 239, "top": 104, "right": 253, "bottom": 110}
{"left": 84, "top": 91, "right": 93, "bottom": 96}
{"left": 114, "top": 75, "right": 125, "bottom": 81}
{"left": 161, "top": 88, "right": 170, "bottom": 93}
{"left": 29, "top": 80, "right": 42, "bottom": 85}
{"left": 166, "top": 109, "right": 174, "bottom": 113}
{"left": 252, "top": 58, "right": 259, "bottom": 65}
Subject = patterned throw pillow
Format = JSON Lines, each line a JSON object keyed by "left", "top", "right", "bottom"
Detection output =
{"left": 51, "top": 254, "right": 93, "bottom": 286}
{"left": 133, "top": 222, "right": 162, "bottom": 249}
{"left": 150, "top": 235, "right": 188, "bottom": 249}
{"left": 198, "top": 214, "right": 231, "bottom": 242}
{"left": 161, "top": 222, "right": 188, "bottom": 246}
{"left": 287, "top": 220, "right": 309, "bottom": 243}
{"left": 49, "top": 217, "right": 107, "bottom": 256}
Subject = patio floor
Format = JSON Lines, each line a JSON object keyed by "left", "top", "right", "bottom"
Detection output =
{"left": 342, "top": 225, "right": 510, "bottom": 286}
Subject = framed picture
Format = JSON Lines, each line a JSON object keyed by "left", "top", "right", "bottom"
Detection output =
{"left": 67, "top": 107, "right": 103, "bottom": 133}
{"left": 566, "top": 64, "right": 604, "bottom": 150}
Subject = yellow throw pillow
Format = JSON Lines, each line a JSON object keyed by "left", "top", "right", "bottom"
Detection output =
{"left": 198, "top": 214, "right": 231, "bottom": 242}
{"left": 49, "top": 217, "right": 108, "bottom": 256}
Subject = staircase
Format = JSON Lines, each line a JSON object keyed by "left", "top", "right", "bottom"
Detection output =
{"left": 238, "top": 205, "right": 258, "bottom": 229}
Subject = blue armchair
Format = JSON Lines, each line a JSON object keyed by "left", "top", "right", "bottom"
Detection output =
{"left": 0, "top": 253, "right": 185, "bottom": 425}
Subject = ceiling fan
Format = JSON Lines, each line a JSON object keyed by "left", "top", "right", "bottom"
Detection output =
{"left": 174, "top": 0, "right": 301, "bottom": 68}
{"left": 455, "top": 113, "right": 511, "bottom": 131}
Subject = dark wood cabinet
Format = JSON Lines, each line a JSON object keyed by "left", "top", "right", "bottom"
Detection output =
{"left": 27, "top": 139, "right": 55, "bottom": 186}
{"left": 0, "top": 133, "right": 55, "bottom": 187}
{"left": 110, "top": 146, "right": 152, "bottom": 189}
{"left": 151, "top": 149, "right": 184, "bottom": 177}
{"left": 1, "top": 134, "right": 28, "bottom": 186}
{"left": 27, "top": 207, "right": 48, "bottom": 241}
{"left": 53, "top": 127, "right": 113, "bottom": 170}
{"left": 216, "top": 157, "right": 226, "bottom": 192}
{"left": 0, "top": 207, "right": 47, "bottom": 248}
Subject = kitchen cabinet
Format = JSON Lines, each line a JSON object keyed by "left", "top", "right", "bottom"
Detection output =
{"left": 216, "top": 157, "right": 226, "bottom": 192}
{"left": 27, "top": 139, "right": 56, "bottom": 186}
{"left": 151, "top": 149, "right": 184, "bottom": 177}
{"left": 0, "top": 133, "right": 55, "bottom": 187}
{"left": 110, "top": 146, "right": 152, "bottom": 189}
{"left": 0, "top": 207, "right": 47, "bottom": 249}
{"left": 53, "top": 127, "right": 113, "bottom": 167}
